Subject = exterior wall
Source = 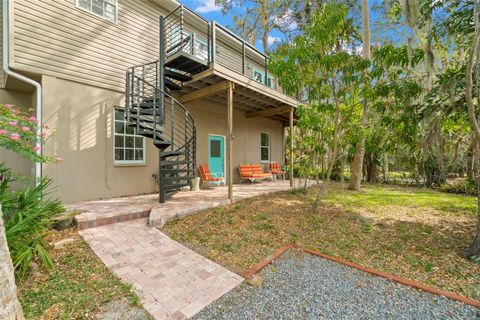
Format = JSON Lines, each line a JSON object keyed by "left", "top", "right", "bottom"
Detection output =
{"left": 41, "top": 75, "right": 159, "bottom": 203}
{"left": 0, "top": 0, "right": 5, "bottom": 88}
{"left": 186, "top": 100, "right": 284, "bottom": 183}
{"left": 0, "top": 88, "right": 34, "bottom": 181}
{"left": 39, "top": 76, "right": 284, "bottom": 202}
{"left": 1, "top": 0, "right": 288, "bottom": 203}
{"left": 11, "top": 0, "right": 172, "bottom": 92}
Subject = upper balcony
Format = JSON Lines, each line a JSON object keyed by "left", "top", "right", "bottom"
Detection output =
{"left": 163, "top": 5, "right": 298, "bottom": 123}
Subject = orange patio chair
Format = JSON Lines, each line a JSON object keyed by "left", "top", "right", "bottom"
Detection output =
{"left": 198, "top": 164, "right": 224, "bottom": 189}
{"left": 269, "top": 162, "right": 286, "bottom": 180}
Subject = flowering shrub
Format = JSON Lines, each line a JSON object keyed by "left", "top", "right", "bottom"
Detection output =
{"left": 0, "top": 103, "right": 57, "bottom": 163}
{"left": 1, "top": 103, "right": 63, "bottom": 277}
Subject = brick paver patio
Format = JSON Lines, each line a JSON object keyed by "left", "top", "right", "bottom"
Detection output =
{"left": 70, "top": 180, "right": 295, "bottom": 229}
{"left": 80, "top": 219, "right": 243, "bottom": 319}
{"left": 73, "top": 181, "right": 309, "bottom": 319}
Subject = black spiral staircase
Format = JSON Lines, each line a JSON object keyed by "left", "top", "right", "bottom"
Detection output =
{"left": 125, "top": 7, "right": 210, "bottom": 203}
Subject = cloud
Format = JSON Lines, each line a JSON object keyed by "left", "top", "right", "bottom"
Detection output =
{"left": 268, "top": 36, "right": 281, "bottom": 45}
{"left": 273, "top": 9, "right": 298, "bottom": 32}
{"left": 195, "top": 0, "right": 222, "bottom": 13}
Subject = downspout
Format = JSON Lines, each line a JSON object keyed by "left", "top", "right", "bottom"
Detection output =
{"left": 3, "top": 0, "right": 42, "bottom": 184}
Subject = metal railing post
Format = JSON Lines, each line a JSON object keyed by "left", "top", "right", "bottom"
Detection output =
{"left": 211, "top": 21, "right": 216, "bottom": 63}
{"left": 125, "top": 73, "right": 130, "bottom": 122}
{"left": 180, "top": 5, "right": 184, "bottom": 52}
{"left": 191, "top": 33, "right": 196, "bottom": 56}
{"left": 242, "top": 42, "right": 246, "bottom": 75}
{"left": 207, "top": 23, "right": 211, "bottom": 63}
{"left": 264, "top": 56, "right": 268, "bottom": 86}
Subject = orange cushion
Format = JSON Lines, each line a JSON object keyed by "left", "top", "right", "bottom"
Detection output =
{"left": 238, "top": 164, "right": 271, "bottom": 178}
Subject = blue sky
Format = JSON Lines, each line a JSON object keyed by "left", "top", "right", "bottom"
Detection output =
{"left": 179, "top": 0, "right": 290, "bottom": 50}
{"left": 179, "top": 0, "right": 396, "bottom": 50}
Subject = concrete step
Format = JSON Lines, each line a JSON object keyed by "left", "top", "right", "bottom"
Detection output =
{"left": 71, "top": 196, "right": 157, "bottom": 230}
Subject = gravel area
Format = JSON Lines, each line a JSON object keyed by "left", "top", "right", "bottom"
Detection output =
{"left": 194, "top": 250, "right": 480, "bottom": 320}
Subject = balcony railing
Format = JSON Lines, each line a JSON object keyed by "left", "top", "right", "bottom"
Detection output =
{"left": 164, "top": 5, "right": 284, "bottom": 93}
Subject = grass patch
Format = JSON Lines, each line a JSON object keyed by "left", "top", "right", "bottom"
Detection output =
{"left": 322, "top": 184, "right": 477, "bottom": 215}
{"left": 163, "top": 182, "right": 480, "bottom": 301}
{"left": 17, "top": 229, "right": 142, "bottom": 319}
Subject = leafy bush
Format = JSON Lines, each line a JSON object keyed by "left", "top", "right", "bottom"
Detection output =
{"left": 1, "top": 164, "right": 64, "bottom": 277}
{"left": 0, "top": 104, "right": 63, "bottom": 277}
{"left": 439, "top": 180, "right": 477, "bottom": 196}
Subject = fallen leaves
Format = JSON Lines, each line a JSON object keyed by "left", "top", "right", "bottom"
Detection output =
{"left": 163, "top": 182, "right": 480, "bottom": 301}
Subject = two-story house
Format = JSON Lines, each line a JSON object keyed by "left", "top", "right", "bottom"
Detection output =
{"left": 0, "top": 0, "right": 298, "bottom": 203}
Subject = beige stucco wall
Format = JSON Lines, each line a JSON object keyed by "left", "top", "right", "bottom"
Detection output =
{"left": 39, "top": 76, "right": 284, "bottom": 203}
{"left": 186, "top": 100, "right": 284, "bottom": 183}
{"left": 41, "top": 75, "right": 160, "bottom": 203}
{"left": 0, "top": 88, "right": 34, "bottom": 180}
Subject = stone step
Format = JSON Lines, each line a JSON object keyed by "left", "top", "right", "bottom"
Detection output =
{"left": 69, "top": 195, "right": 158, "bottom": 230}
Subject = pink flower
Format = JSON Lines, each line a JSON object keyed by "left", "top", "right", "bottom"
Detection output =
{"left": 8, "top": 121, "right": 17, "bottom": 126}
{"left": 9, "top": 133, "right": 20, "bottom": 141}
{"left": 0, "top": 129, "right": 7, "bottom": 135}
{"left": 4, "top": 104, "right": 12, "bottom": 109}
{"left": 41, "top": 131, "right": 48, "bottom": 138}
{"left": 21, "top": 126, "right": 30, "bottom": 132}
{"left": 54, "top": 155, "right": 64, "bottom": 162}
{"left": 28, "top": 116, "right": 39, "bottom": 124}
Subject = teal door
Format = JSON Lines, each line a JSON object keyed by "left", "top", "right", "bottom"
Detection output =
{"left": 208, "top": 135, "right": 225, "bottom": 177}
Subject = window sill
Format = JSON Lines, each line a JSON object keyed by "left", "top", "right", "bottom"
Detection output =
{"left": 114, "top": 161, "right": 147, "bottom": 167}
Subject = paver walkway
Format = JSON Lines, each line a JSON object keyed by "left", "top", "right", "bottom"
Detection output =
{"left": 71, "top": 180, "right": 299, "bottom": 229}
{"left": 80, "top": 219, "right": 243, "bottom": 319}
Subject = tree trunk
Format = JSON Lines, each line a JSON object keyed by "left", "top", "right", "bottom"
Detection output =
{"left": 340, "top": 154, "right": 346, "bottom": 182}
{"left": 0, "top": 204, "right": 25, "bottom": 320}
{"left": 464, "top": 0, "right": 480, "bottom": 258}
{"left": 366, "top": 152, "right": 377, "bottom": 182}
{"left": 467, "top": 135, "right": 476, "bottom": 181}
{"left": 326, "top": 94, "right": 341, "bottom": 182}
{"left": 383, "top": 154, "right": 389, "bottom": 182}
{"left": 348, "top": 0, "right": 370, "bottom": 190}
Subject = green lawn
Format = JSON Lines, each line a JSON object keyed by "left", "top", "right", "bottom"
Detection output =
{"left": 164, "top": 182, "right": 480, "bottom": 301}
{"left": 323, "top": 184, "right": 477, "bottom": 215}
{"left": 18, "top": 229, "right": 144, "bottom": 320}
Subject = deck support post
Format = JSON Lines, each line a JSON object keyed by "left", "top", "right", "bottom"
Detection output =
{"left": 227, "top": 82, "right": 234, "bottom": 201}
{"left": 289, "top": 107, "right": 294, "bottom": 188}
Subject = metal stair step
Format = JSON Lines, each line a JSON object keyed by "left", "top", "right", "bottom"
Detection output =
{"left": 160, "top": 169, "right": 195, "bottom": 173}
{"left": 128, "top": 122, "right": 165, "bottom": 134}
{"left": 128, "top": 108, "right": 163, "bottom": 116}
{"left": 165, "top": 78, "right": 182, "bottom": 91}
{"left": 160, "top": 150, "right": 185, "bottom": 158}
{"left": 160, "top": 160, "right": 195, "bottom": 166}
{"left": 128, "top": 114, "right": 163, "bottom": 123}
{"left": 137, "top": 130, "right": 166, "bottom": 141}
{"left": 165, "top": 68, "right": 192, "bottom": 82}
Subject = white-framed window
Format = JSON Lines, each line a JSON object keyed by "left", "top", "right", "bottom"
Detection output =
{"left": 260, "top": 132, "right": 270, "bottom": 162}
{"left": 253, "top": 68, "right": 273, "bottom": 88}
{"left": 76, "top": 0, "right": 118, "bottom": 23}
{"left": 114, "top": 108, "right": 146, "bottom": 164}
